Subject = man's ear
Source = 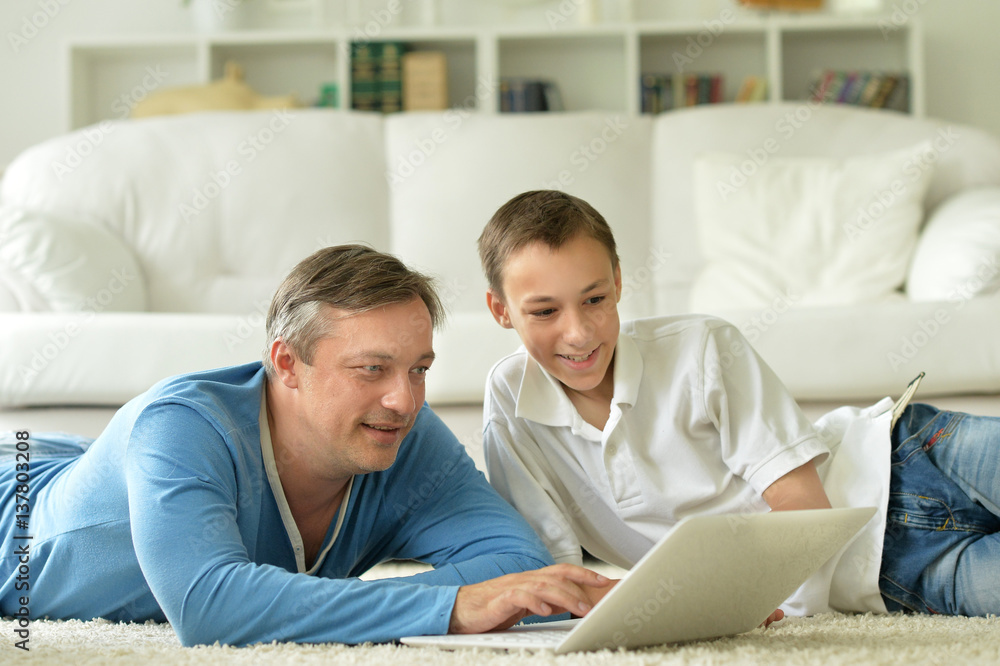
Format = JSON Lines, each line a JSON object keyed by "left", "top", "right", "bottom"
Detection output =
{"left": 614, "top": 263, "right": 623, "bottom": 302}
{"left": 486, "top": 289, "right": 513, "bottom": 329}
{"left": 270, "top": 339, "right": 301, "bottom": 388}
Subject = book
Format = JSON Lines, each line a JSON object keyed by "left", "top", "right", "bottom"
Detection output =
{"left": 402, "top": 51, "right": 449, "bottom": 111}
{"left": 351, "top": 42, "right": 380, "bottom": 112}
{"left": 378, "top": 41, "right": 405, "bottom": 113}
{"left": 884, "top": 75, "right": 910, "bottom": 112}
{"left": 641, "top": 73, "right": 661, "bottom": 114}
{"left": 499, "top": 78, "right": 563, "bottom": 112}
{"left": 858, "top": 73, "right": 886, "bottom": 107}
{"left": 870, "top": 74, "right": 898, "bottom": 108}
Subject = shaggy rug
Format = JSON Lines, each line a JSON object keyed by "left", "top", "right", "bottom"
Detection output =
{"left": 4, "top": 560, "right": 1000, "bottom": 665}
{"left": 3, "top": 611, "right": 999, "bottom": 665}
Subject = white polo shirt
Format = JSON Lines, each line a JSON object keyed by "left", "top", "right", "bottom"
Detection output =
{"left": 483, "top": 314, "right": 892, "bottom": 615}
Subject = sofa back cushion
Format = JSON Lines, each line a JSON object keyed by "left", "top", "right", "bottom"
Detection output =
{"left": 651, "top": 103, "right": 1000, "bottom": 315}
{"left": 384, "top": 111, "right": 655, "bottom": 323}
{"left": 0, "top": 109, "right": 389, "bottom": 314}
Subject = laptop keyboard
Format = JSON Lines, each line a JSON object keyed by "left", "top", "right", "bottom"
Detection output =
{"left": 476, "top": 629, "right": 567, "bottom": 646}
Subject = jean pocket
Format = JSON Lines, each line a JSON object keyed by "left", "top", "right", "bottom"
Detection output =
{"left": 887, "top": 492, "right": 988, "bottom": 534}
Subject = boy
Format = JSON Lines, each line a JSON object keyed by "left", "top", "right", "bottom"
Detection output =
{"left": 478, "top": 189, "right": 1000, "bottom": 617}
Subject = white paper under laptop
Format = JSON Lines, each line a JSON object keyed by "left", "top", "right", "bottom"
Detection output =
{"left": 401, "top": 506, "right": 875, "bottom": 653}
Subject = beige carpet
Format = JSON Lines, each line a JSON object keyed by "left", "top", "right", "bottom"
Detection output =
{"left": 4, "top": 560, "right": 1000, "bottom": 665}
{"left": 3, "top": 611, "right": 1000, "bottom": 665}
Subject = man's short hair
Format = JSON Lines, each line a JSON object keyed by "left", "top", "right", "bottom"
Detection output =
{"left": 477, "top": 190, "right": 620, "bottom": 298}
{"left": 263, "top": 244, "right": 443, "bottom": 377}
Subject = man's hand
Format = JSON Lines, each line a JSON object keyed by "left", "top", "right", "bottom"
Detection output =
{"left": 449, "top": 563, "right": 611, "bottom": 634}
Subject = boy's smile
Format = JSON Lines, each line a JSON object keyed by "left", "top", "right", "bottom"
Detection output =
{"left": 486, "top": 234, "right": 622, "bottom": 402}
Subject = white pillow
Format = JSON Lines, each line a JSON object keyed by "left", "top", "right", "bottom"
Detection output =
{"left": 906, "top": 187, "right": 1000, "bottom": 302}
{"left": 690, "top": 142, "right": 935, "bottom": 313}
{"left": 0, "top": 206, "right": 147, "bottom": 312}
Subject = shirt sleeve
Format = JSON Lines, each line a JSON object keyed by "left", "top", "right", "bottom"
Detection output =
{"left": 700, "top": 321, "right": 831, "bottom": 496}
{"left": 125, "top": 401, "right": 458, "bottom": 647}
{"left": 482, "top": 386, "right": 583, "bottom": 566}
{"left": 366, "top": 406, "right": 555, "bottom": 588}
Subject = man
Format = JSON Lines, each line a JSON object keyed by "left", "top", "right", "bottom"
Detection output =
{"left": 0, "top": 244, "right": 608, "bottom": 646}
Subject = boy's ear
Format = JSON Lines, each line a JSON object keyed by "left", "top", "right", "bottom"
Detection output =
{"left": 486, "top": 289, "right": 513, "bottom": 329}
{"left": 614, "top": 263, "right": 623, "bottom": 302}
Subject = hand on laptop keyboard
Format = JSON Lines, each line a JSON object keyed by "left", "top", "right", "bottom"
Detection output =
{"left": 449, "top": 563, "right": 612, "bottom": 635}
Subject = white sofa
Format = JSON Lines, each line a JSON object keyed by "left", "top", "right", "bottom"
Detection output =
{"left": 3, "top": 104, "right": 1000, "bottom": 439}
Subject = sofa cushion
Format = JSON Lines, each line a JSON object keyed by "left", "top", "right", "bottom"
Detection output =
{"left": 906, "top": 187, "right": 1000, "bottom": 302}
{"left": 0, "top": 109, "right": 389, "bottom": 314}
{"left": 651, "top": 104, "right": 1000, "bottom": 315}
{"left": 690, "top": 142, "right": 935, "bottom": 312}
{"left": 0, "top": 206, "right": 147, "bottom": 312}
{"left": 384, "top": 111, "right": 656, "bottom": 323}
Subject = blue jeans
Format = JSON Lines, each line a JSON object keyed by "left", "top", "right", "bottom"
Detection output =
{"left": 880, "top": 403, "right": 1000, "bottom": 615}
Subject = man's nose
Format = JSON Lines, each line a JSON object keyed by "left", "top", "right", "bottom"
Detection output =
{"left": 382, "top": 372, "right": 416, "bottom": 415}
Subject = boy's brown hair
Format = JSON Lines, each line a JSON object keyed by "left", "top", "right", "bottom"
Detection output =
{"left": 477, "top": 190, "right": 620, "bottom": 297}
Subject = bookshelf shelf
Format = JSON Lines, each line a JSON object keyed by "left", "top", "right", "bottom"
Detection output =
{"left": 65, "top": 13, "right": 923, "bottom": 129}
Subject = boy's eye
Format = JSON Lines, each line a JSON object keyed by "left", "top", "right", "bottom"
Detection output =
{"left": 411, "top": 366, "right": 429, "bottom": 375}
{"left": 530, "top": 308, "right": 555, "bottom": 318}
{"left": 363, "top": 365, "right": 381, "bottom": 372}
{"left": 585, "top": 296, "right": 605, "bottom": 305}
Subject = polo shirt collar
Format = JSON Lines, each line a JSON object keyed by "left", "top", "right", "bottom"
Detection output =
{"left": 514, "top": 332, "right": 644, "bottom": 428}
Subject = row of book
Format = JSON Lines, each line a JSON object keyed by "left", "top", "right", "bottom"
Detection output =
{"left": 351, "top": 41, "right": 404, "bottom": 113}
{"left": 639, "top": 73, "right": 725, "bottom": 114}
{"left": 499, "top": 78, "right": 564, "bottom": 113}
{"left": 350, "top": 42, "right": 449, "bottom": 113}
{"left": 808, "top": 70, "right": 910, "bottom": 112}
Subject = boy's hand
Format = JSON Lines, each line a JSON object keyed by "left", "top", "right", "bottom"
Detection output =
{"left": 449, "top": 563, "right": 611, "bottom": 634}
{"left": 760, "top": 608, "right": 784, "bottom": 628}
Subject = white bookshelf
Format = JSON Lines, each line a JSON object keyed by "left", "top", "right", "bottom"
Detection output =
{"left": 66, "top": 12, "right": 923, "bottom": 130}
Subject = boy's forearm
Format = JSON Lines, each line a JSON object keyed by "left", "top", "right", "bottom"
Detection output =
{"left": 761, "top": 460, "right": 832, "bottom": 511}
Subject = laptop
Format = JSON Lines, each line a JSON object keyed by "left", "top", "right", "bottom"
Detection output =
{"left": 400, "top": 506, "right": 876, "bottom": 653}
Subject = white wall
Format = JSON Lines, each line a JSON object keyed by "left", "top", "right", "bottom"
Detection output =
{"left": 1, "top": 0, "right": 998, "bottom": 168}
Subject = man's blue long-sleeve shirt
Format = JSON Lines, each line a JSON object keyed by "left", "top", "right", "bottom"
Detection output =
{"left": 0, "top": 362, "right": 553, "bottom": 646}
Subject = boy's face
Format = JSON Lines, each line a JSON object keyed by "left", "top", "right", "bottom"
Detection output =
{"left": 487, "top": 234, "right": 622, "bottom": 397}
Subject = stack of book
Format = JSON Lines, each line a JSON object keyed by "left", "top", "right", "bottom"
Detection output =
{"left": 350, "top": 41, "right": 405, "bottom": 113}
{"left": 640, "top": 73, "right": 724, "bottom": 114}
{"left": 499, "top": 78, "right": 564, "bottom": 113}
{"left": 808, "top": 70, "right": 910, "bottom": 112}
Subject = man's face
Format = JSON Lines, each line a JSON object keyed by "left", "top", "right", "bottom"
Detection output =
{"left": 292, "top": 298, "right": 434, "bottom": 478}
{"left": 488, "top": 234, "right": 621, "bottom": 396}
